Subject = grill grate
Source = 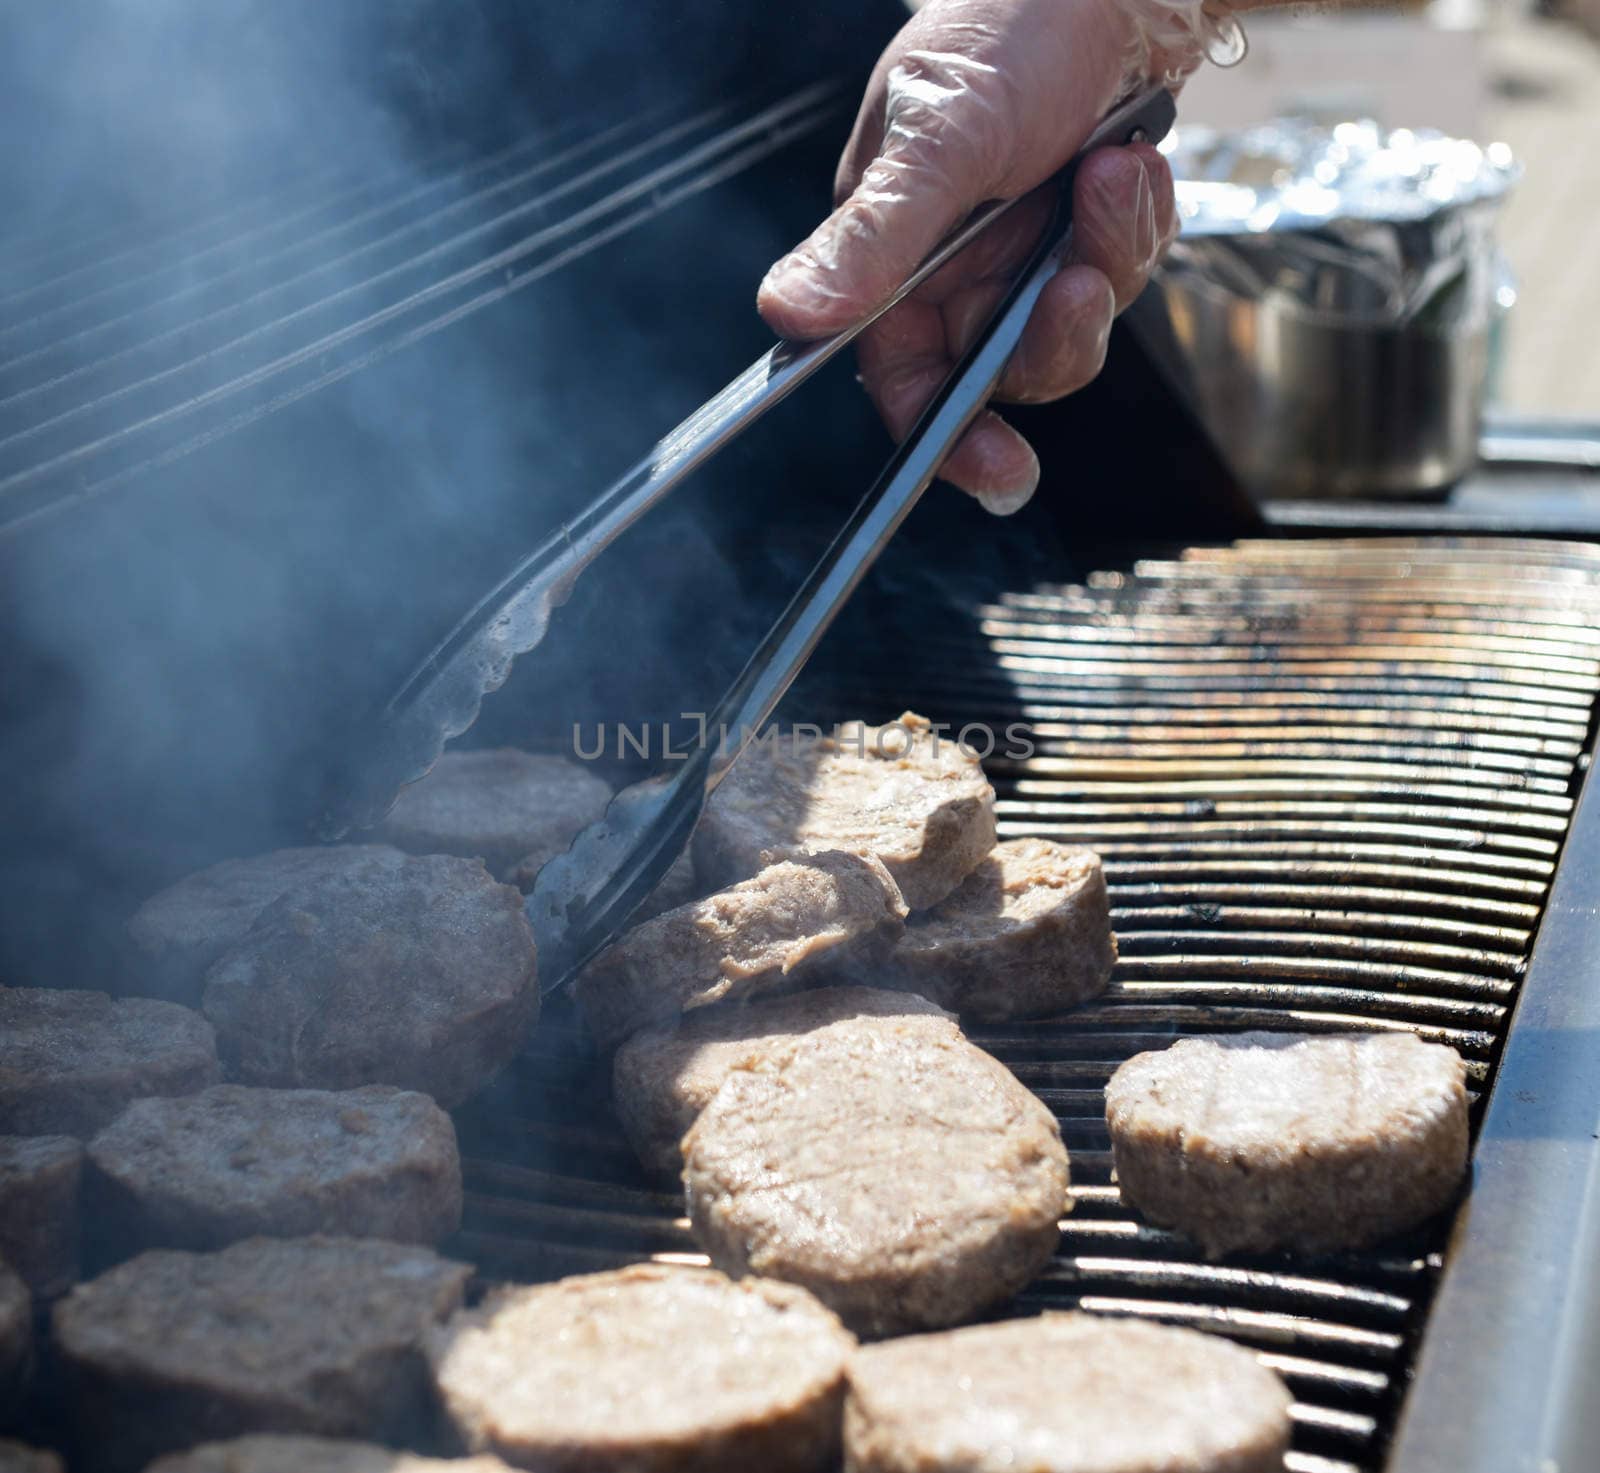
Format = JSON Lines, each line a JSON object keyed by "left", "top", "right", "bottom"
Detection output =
{"left": 0, "top": 85, "right": 844, "bottom": 535}
{"left": 451, "top": 534, "right": 1600, "bottom": 1472}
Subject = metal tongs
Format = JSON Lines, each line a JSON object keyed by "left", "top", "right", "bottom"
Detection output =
{"left": 323, "top": 86, "right": 1177, "bottom": 992}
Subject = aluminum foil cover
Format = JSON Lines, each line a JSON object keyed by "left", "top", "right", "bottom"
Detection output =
{"left": 1160, "top": 119, "right": 1519, "bottom": 326}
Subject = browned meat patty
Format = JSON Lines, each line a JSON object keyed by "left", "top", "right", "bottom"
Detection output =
{"left": 85, "top": 1085, "right": 461, "bottom": 1255}
{"left": 51, "top": 1236, "right": 470, "bottom": 1473}
{"left": 841, "top": 838, "right": 1116, "bottom": 1020}
{"left": 0, "top": 988, "right": 219, "bottom": 1139}
{"left": 1106, "top": 1031, "right": 1470, "bottom": 1257}
{"left": 201, "top": 854, "right": 537, "bottom": 1108}
{"left": 428, "top": 1265, "right": 853, "bottom": 1473}
{"left": 614, "top": 986, "right": 957, "bottom": 1180}
{"left": 0, "top": 1136, "right": 82, "bottom": 1297}
{"left": 125, "top": 846, "right": 406, "bottom": 1007}
{"left": 682, "top": 1014, "right": 1069, "bottom": 1337}
{"left": 0, "top": 1440, "right": 63, "bottom": 1473}
{"left": 843, "top": 1312, "right": 1293, "bottom": 1473}
{"left": 578, "top": 851, "right": 907, "bottom": 1049}
{"left": 0, "top": 1262, "right": 30, "bottom": 1418}
{"left": 371, "top": 749, "right": 611, "bottom": 881}
{"left": 145, "top": 1435, "right": 513, "bottom": 1473}
{"left": 694, "top": 713, "right": 995, "bottom": 910}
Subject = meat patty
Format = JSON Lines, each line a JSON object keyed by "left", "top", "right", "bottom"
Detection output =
{"left": 0, "top": 1262, "right": 29, "bottom": 1418}
{"left": 682, "top": 1014, "right": 1069, "bottom": 1337}
{"left": 0, "top": 1135, "right": 82, "bottom": 1297}
{"left": 145, "top": 1435, "right": 513, "bottom": 1473}
{"left": 578, "top": 852, "right": 908, "bottom": 1049}
{"left": 843, "top": 1312, "right": 1293, "bottom": 1473}
{"left": 844, "top": 838, "right": 1116, "bottom": 1020}
{"left": 51, "top": 1236, "right": 470, "bottom": 1473}
{"left": 201, "top": 854, "right": 537, "bottom": 1108}
{"left": 371, "top": 749, "right": 611, "bottom": 881}
{"left": 1106, "top": 1031, "right": 1470, "bottom": 1257}
{"left": 0, "top": 988, "right": 219, "bottom": 1138}
{"left": 614, "top": 986, "right": 957, "bottom": 1180}
{"left": 694, "top": 713, "right": 995, "bottom": 910}
{"left": 126, "top": 846, "right": 405, "bottom": 1007}
{"left": 0, "top": 1440, "right": 63, "bottom": 1473}
{"left": 85, "top": 1085, "right": 461, "bottom": 1255}
{"left": 428, "top": 1264, "right": 853, "bottom": 1473}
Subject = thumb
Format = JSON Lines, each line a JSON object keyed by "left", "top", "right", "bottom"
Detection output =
{"left": 758, "top": 48, "right": 1011, "bottom": 340}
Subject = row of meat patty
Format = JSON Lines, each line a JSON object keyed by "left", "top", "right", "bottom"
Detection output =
{"left": 1, "top": 714, "right": 1470, "bottom": 1472}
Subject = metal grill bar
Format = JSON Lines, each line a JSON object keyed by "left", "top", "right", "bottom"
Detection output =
{"left": 0, "top": 134, "right": 498, "bottom": 361}
{"left": 0, "top": 86, "right": 844, "bottom": 534}
{"left": 0, "top": 127, "right": 580, "bottom": 411}
{"left": 0, "top": 154, "right": 379, "bottom": 315}
{"left": 449, "top": 535, "right": 1600, "bottom": 1471}
{"left": 0, "top": 110, "right": 688, "bottom": 420}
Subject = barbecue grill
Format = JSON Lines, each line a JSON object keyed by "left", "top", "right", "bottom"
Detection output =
{"left": 3, "top": 5, "right": 1598, "bottom": 1471}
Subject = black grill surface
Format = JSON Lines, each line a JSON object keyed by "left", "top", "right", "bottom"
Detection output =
{"left": 453, "top": 533, "right": 1600, "bottom": 1473}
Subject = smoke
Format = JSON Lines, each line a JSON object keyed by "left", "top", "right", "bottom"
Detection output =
{"left": 0, "top": 0, "right": 912, "bottom": 983}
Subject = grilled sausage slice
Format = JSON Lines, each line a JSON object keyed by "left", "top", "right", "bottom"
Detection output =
{"left": 0, "top": 1439, "right": 63, "bottom": 1473}
{"left": 694, "top": 713, "right": 995, "bottom": 911}
{"left": 843, "top": 1313, "right": 1292, "bottom": 1473}
{"left": 201, "top": 854, "right": 536, "bottom": 1108}
{"left": 578, "top": 851, "right": 907, "bottom": 1049}
{"left": 683, "top": 1012, "right": 1069, "bottom": 1337}
{"left": 428, "top": 1265, "right": 854, "bottom": 1473}
{"left": 0, "top": 1135, "right": 82, "bottom": 1297}
{"left": 614, "top": 986, "right": 956, "bottom": 1180}
{"left": 0, "top": 1262, "right": 30, "bottom": 1420}
{"left": 126, "top": 846, "right": 406, "bottom": 1008}
{"left": 86, "top": 1085, "right": 461, "bottom": 1255}
{"left": 839, "top": 837, "right": 1115, "bottom": 1020}
{"left": 1106, "top": 1030, "right": 1470, "bottom": 1257}
{"left": 0, "top": 988, "right": 218, "bottom": 1139}
{"left": 145, "top": 1435, "right": 513, "bottom": 1473}
{"left": 373, "top": 749, "right": 611, "bottom": 883}
{"left": 52, "top": 1236, "right": 470, "bottom": 1473}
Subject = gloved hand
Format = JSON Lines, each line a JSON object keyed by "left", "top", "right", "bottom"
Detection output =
{"left": 758, "top": 0, "right": 1237, "bottom": 515}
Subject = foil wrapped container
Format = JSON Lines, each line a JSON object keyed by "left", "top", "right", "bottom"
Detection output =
{"left": 1156, "top": 119, "right": 1520, "bottom": 499}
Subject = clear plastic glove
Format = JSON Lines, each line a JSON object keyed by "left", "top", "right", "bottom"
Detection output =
{"left": 758, "top": 0, "right": 1238, "bottom": 515}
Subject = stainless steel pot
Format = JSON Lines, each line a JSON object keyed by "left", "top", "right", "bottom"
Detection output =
{"left": 1158, "top": 264, "right": 1489, "bottom": 499}
{"left": 1158, "top": 119, "right": 1518, "bottom": 500}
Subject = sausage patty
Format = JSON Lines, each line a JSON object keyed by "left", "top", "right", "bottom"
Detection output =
{"left": 52, "top": 1236, "right": 470, "bottom": 1473}
{"left": 428, "top": 1265, "right": 854, "bottom": 1473}
{"left": 578, "top": 851, "right": 907, "bottom": 1049}
{"left": 125, "top": 846, "right": 405, "bottom": 1007}
{"left": 201, "top": 854, "right": 537, "bottom": 1108}
{"left": 1106, "top": 1030, "right": 1470, "bottom": 1256}
{"left": 844, "top": 838, "right": 1116, "bottom": 1020}
{"left": 682, "top": 1013, "right": 1069, "bottom": 1337}
{"left": 0, "top": 1135, "right": 81, "bottom": 1298}
{"left": 613, "top": 986, "right": 956, "bottom": 1180}
{"left": 145, "top": 1435, "right": 513, "bottom": 1473}
{"left": 0, "top": 1261, "right": 29, "bottom": 1419}
{"left": 372, "top": 749, "right": 611, "bottom": 882}
{"left": 843, "top": 1312, "right": 1292, "bottom": 1473}
{"left": 0, "top": 1440, "right": 62, "bottom": 1473}
{"left": 86, "top": 1085, "right": 461, "bottom": 1254}
{"left": 0, "top": 988, "right": 219, "bottom": 1139}
{"left": 694, "top": 713, "right": 995, "bottom": 910}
